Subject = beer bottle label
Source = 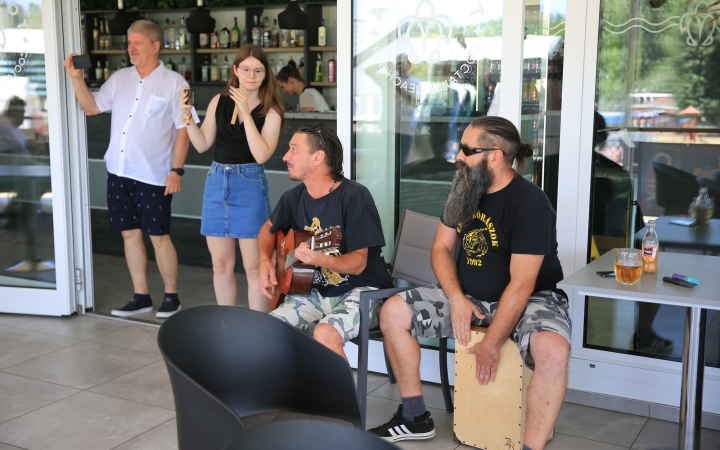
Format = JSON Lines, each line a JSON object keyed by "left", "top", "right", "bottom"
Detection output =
{"left": 642, "top": 245, "right": 657, "bottom": 261}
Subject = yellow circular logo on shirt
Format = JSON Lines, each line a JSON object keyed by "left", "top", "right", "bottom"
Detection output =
{"left": 463, "top": 227, "right": 488, "bottom": 258}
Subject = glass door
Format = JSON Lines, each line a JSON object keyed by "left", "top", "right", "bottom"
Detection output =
{"left": 0, "top": 0, "right": 76, "bottom": 315}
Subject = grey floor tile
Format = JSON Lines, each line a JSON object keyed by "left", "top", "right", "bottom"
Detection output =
{"left": 112, "top": 419, "right": 177, "bottom": 450}
{"left": 3, "top": 341, "right": 161, "bottom": 390}
{"left": 0, "top": 328, "right": 82, "bottom": 369}
{"left": 0, "top": 372, "right": 80, "bottom": 425}
{"left": 369, "top": 378, "right": 453, "bottom": 412}
{"left": 92, "top": 325, "right": 161, "bottom": 355}
{"left": 0, "top": 443, "right": 28, "bottom": 450}
{"left": 555, "top": 402, "right": 647, "bottom": 447}
{"left": 0, "top": 314, "right": 38, "bottom": 328}
{"left": 541, "top": 433, "right": 630, "bottom": 450}
{"left": 90, "top": 360, "right": 174, "bottom": 410}
{"left": 0, "top": 391, "right": 175, "bottom": 450}
{"left": 365, "top": 395, "right": 457, "bottom": 449}
{"left": 631, "top": 418, "right": 720, "bottom": 450}
{"left": 17, "top": 315, "right": 129, "bottom": 341}
{"left": 352, "top": 370, "right": 390, "bottom": 395}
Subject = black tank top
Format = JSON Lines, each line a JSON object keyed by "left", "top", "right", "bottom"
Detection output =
{"left": 214, "top": 94, "right": 266, "bottom": 165}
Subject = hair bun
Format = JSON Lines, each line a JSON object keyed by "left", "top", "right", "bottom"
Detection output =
{"left": 519, "top": 143, "right": 534, "bottom": 158}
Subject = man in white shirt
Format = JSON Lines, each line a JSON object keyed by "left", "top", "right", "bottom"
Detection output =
{"left": 65, "top": 20, "right": 192, "bottom": 318}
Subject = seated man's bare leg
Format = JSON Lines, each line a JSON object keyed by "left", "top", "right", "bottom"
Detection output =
{"left": 313, "top": 323, "right": 348, "bottom": 362}
{"left": 524, "top": 331, "right": 570, "bottom": 450}
{"left": 380, "top": 294, "right": 422, "bottom": 397}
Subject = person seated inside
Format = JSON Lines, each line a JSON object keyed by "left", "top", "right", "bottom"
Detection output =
{"left": 276, "top": 65, "right": 330, "bottom": 112}
{"left": 258, "top": 123, "right": 393, "bottom": 361}
{"left": 370, "top": 117, "right": 571, "bottom": 450}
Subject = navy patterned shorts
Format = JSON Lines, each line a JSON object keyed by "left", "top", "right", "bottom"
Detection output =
{"left": 106, "top": 173, "right": 172, "bottom": 236}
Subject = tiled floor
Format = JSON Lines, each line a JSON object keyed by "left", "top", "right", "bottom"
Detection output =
{"left": 2, "top": 313, "right": 720, "bottom": 450}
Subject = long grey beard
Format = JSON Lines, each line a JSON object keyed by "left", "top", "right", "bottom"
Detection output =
{"left": 442, "top": 159, "right": 492, "bottom": 227}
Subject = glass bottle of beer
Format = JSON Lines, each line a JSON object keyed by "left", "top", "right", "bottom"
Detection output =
{"left": 641, "top": 220, "right": 659, "bottom": 274}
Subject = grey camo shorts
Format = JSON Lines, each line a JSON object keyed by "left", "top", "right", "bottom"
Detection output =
{"left": 397, "top": 283, "right": 571, "bottom": 369}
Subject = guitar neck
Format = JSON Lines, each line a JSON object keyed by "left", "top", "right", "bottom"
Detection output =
{"left": 283, "top": 234, "right": 336, "bottom": 271}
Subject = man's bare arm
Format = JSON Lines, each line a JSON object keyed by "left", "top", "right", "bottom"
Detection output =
{"left": 64, "top": 53, "right": 101, "bottom": 116}
{"left": 294, "top": 246, "right": 368, "bottom": 276}
{"left": 164, "top": 127, "right": 190, "bottom": 195}
{"left": 257, "top": 220, "right": 278, "bottom": 297}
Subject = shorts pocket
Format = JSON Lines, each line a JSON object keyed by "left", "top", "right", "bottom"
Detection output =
{"left": 241, "top": 169, "right": 264, "bottom": 183}
{"left": 145, "top": 95, "right": 169, "bottom": 119}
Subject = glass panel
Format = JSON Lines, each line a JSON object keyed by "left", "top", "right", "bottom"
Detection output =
{"left": 353, "top": 0, "right": 504, "bottom": 255}
{"left": 520, "top": 0, "right": 566, "bottom": 210}
{"left": 586, "top": 0, "right": 720, "bottom": 366}
{"left": 0, "top": 1, "right": 55, "bottom": 289}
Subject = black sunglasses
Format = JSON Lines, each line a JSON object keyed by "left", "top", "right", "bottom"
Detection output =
{"left": 459, "top": 143, "right": 504, "bottom": 157}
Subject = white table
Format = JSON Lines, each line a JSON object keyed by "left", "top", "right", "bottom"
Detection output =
{"left": 558, "top": 251, "right": 720, "bottom": 450}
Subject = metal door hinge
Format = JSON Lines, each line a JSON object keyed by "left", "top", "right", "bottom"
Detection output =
{"left": 75, "top": 268, "right": 82, "bottom": 291}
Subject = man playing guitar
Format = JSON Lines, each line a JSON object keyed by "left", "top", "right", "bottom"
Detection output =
{"left": 258, "top": 123, "right": 393, "bottom": 361}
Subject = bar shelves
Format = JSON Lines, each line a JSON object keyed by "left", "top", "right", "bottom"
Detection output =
{"left": 196, "top": 47, "right": 303, "bottom": 54}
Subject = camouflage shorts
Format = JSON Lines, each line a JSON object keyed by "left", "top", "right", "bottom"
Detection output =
{"left": 398, "top": 283, "right": 571, "bottom": 368}
{"left": 269, "top": 287, "right": 381, "bottom": 344}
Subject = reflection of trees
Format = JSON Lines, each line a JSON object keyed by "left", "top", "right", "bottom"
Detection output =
{"left": 597, "top": 0, "right": 720, "bottom": 125}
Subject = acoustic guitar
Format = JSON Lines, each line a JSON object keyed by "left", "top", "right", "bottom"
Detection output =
{"left": 270, "top": 226, "right": 343, "bottom": 310}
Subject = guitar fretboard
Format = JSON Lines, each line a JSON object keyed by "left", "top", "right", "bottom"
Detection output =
{"left": 283, "top": 235, "right": 338, "bottom": 270}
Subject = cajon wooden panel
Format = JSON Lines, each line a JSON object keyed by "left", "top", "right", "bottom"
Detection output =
{"left": 454, "top": 327, "right": 551, "bottom": 450}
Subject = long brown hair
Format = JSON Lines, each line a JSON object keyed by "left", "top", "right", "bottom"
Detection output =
{"left": 222, "top": 44, "right": 285, "bottom": 127}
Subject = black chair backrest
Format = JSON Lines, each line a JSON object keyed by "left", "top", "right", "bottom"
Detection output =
{"left": 158, "top": 306, "right": 362, "bottom": 425}
{"left": 222, "top": 419, "right": 399, "bottom": 450}
{"left": 390, "top": 209, "right": 442, "bottom": 285}
{"left": 650, "top": 161, "right": 698, "bottom": 211}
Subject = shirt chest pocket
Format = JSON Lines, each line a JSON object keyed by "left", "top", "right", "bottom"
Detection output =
{"left": 145, "top": 95, "right": 168, "bottom": 119}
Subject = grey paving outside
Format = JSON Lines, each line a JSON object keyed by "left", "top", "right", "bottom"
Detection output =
{"left": 2, "top": 312, "right": 720, "bottom": 449}
{"left": 1, "top": 254, "right": 717, "bottom": 449}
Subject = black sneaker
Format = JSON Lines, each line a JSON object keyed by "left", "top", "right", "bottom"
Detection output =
{"left": 111, "top": 297, "right": 153, "bottom": 317}
{"left": 156, "top": 297, "right": 181, "bottom": 318}
{"left": 368, "top": 405, "right": 435, "bottom": 442}
{"left": 633, "top": 331, "right": 674, "bottom": 355}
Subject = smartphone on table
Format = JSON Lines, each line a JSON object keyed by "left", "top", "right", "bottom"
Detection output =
{"left": 597, "top": 271, "right": 615, "bottom": 277}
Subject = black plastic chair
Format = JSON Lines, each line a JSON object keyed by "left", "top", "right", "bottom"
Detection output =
{"left": 353, "top": 209, "right": 453, "bottom": 427}
{"left": 650, "top": 161, "right": 699, "bottom": 216}
{"left": 696, "top": 177, "right": 720, "bottom": 218}
{"left": 222, "top": 419, "right": 399, "bottom": 450}
{"left": 158, "top": 305, "right": 363, "bottom": 450}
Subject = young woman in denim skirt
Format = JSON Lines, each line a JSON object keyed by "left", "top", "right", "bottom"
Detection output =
{"left": 179, "top": 45, "right": 284, "bottom": 311}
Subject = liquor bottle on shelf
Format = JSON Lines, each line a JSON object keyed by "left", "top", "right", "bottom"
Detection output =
{"left": 105, "top": 19, "right": 111, "bottom": 49}
{"left": 199, "top": 32, "right": 209, "bottom": 48}
{"left": 318, "top": 18, "right": 327, "bottom": 47}
{"left": 297, "top": 29, "right": 305, "bottom": 47}
{"left": 327, "top": 54, "right": 335, "bottom": 82}
{"left": 210, "top": 28, "right": 218, "bottom": 49}
{"left": 163, "top": 19, "right": 171, "bottom": 49}
{"left": 92, "top": 17, "right": 99, "bottom": 50}
{"left": 255, "top": 16, "right": 260, "bottom": 47}
{"left": 178, "top": 57, "right": 190, "bottom": 81}
{"left": 177, "top": 16, "right": 187, "bottom": 50}
{"left": 315, "top": 54, "right": 323, "bottom": 82}
{"left": 280, "top": 29, "right": 288, "bottom": 48}
{"left": 271, "top": 19, "right": 280, "bottom": 48}
{"left": 201, "top": 58, "right": 210, "bottom": 82}
{"left": 165, "top": 58, "right": 175, "bottom": 71}
{"left": 95, "top": 61, "right": 103, "bottom": 80}
{"left": 103, "top": 61, "right": 110, "bottom": 81}
{"left": 289, "top": 30, "right": 296, "bottom": 47}
{"left": 221, "top": 56, "right": 230, "bottom": 82}
{"left": 231, "top": 17, "right": 240, "bottom": 48}
{"left": 298, "top": 57, "right": 304, "bottom": 77}
{"left": 262, "top": 17, "right": 271, "bottom": 48}
{"left": 219, "top": 22, "right": 230, "bottom": 49}
{"left": 642, "top": 220, "right": 659, "bottom": 274}
{"left": 169, "top": 21, "right": 177, "bottom": 50}
{"left": 210, "top": 55, "right": 219, "bottom": 82}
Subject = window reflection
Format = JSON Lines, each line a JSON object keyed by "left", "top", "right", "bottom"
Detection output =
{"left": 586, "top": 0, "right": 720, "bottom": 366}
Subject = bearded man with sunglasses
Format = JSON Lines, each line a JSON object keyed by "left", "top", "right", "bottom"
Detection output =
{"left": 370, "top": 117, "right": 570, "bottom": 450}
{"left": 258, "top": 123, "right": 393, "bottom": 362}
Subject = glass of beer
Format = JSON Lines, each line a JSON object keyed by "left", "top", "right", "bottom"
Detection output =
{"left": 614, "top": 248, "right": 642, "bottom": 285}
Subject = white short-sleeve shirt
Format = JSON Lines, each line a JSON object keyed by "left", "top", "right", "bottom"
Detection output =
{"left": 93, "top": 62, "right": 191, "bottom": 186}
{"left": 299, "top": 87, "right": 330, "bottom": 112}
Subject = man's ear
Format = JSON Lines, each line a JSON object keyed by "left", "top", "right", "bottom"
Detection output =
{"left": 312, "top": 149, "right": 326, "bottom": 167}
{"left": 153, "top": 40, "right": 161, "bottom": 54}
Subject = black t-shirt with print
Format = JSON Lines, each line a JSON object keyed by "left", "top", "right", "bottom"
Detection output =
{"left": 269, "top": 178, "right": 393, "bottom": 297}
{"left": 441, "top": 175, "right": 565, "bottom": 303}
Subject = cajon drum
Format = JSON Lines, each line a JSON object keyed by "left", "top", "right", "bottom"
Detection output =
{"left": 454, "top": 327, "right": 552, "bottom": 450}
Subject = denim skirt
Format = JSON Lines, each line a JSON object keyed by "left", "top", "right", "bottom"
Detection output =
{"left": 200, "top": 162, "right": 271, "bottom": 238}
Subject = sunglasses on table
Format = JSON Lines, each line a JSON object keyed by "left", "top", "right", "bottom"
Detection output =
{"left": 459, "top": 144, "right": 505, "bottom": 157}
